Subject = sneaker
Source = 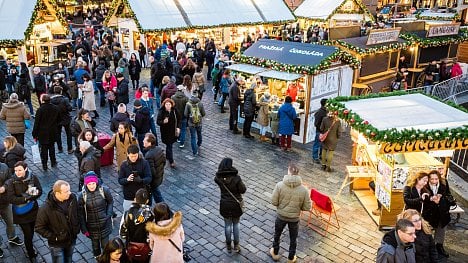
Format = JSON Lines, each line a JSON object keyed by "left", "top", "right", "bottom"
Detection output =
{"left": 0, "top": 247, "right": 3, "bottom": 258}
{"left": 9, "top": 236, "right": 24, "bottom": 246}
{"left": 179, "top": 144, "right": 185, "bottom": 148}
{"left": 233, "top": 244, "right": 241, "bottom": 253}
{"left": 313, "top": 159, "right": 321, "bottom": 164}
{"left": 193, "top": 151, "right": 198, "bottom": 156}
{"left": 287, "top": 255, "right": 297, "bottom": 263}
{"left": 269, "top": 248, "right": 281, "bottom": 261}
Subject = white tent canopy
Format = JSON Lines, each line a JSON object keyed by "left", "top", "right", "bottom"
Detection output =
{"left": 294, "top": 0, "right": 343, "bottom": 20}
{"left": 343, "top": 94, "right": 468, "bottom": 131}
{"left": 128, "top": 0, "right": 187, "bottom": 30}
{"left": 0, "top": 0, "right": 36, "bottom": 40}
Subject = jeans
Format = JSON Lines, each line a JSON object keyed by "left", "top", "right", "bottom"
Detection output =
{"left": 91, "top": 235, "right": 109, "bottom": 256}
{"left": 0, "top": 204, "right": 16, "bottom": 240}
{"left": 312, "top": 130, "right": 322, "bottom": 160}
{"left": 243, "top": 115, "right": 254, "bottom": 135}
{"left": 108, "top": 100, "right": 117, "bottom": 118}
{"left": 189, "top": 126, "right": 202, "bottom": 154}
{"left": 149, "top": 79, "right": 155, "bottom": 98}
{"left": 72, "top": 98, "right": 77, "bottom": 109}
{"left": 434, "top": 224, "right": 447, "bottom": 244}
{"left": 12, "top": 133, "right": 25, "bottom": 146}
{"left": 229, "top": 105, "right": 239, "bottom": 130}
{"left": 224, "top": 217, "right": 240, "bottom": 245}
{"left": 149, "top": 186, "right": 164, "bottom": 206}
{"left": 213, "top": 86, "right": 220, "bottom": 101}
{"left": 20, "top": 221, "right": 36, "bottom": 258}
{"left": 120, "top": 199, "right": 134, "bottom": 230}
{"left": 25, "top": 98, "right": 34, "bottom": 115}
{"left": 260, "top": 126, "right": 268, "bottom": 136}
{"left": 40, "top": 142, "right": 56, "bottom": 166}
{"left": 321, "top": 149, "right": 334, "bottom": 168}
{"left": 165, "top": 142, "right": 174, "bottom": 164}
{"left": 49, "top": 239, "right": 76, "bottom": 263}
{"left": 95, "top": 82, "right": 106, "bottom": 107}
{"left": 207, "top": 62, "right": 214, "bottom": 80}
{"left": 56, "top": 123, "right": 73, "bottom": 151}
{"left": 6, "top": 83, "right": 14, "bottom": 94}
{"left": 77, "top": 98, "right": 83, "bottom": 109}
{"left": 220, "top": 92, "right": 228, "bottom": 111}
{"left": 179, "top": 118, "right": 187, "bottom": 145}
{"left": 273, "top": 217, "right": 299, "bottom": 260}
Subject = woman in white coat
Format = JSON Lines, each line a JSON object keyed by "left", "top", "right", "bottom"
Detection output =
{"left": 81, "top": 73, "right": 99, "bottom": 118}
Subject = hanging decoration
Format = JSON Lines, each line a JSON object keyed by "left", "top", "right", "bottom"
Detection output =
{"left": 400, "top": 29, "right": 468, "bottom": 48}
{"left": 326, "top": 91, "right": 468, "bottom": 143}
{"left": 322, "top": 39, "right": 413, "bottom": 55}
{"left": 415, "top": 13, "right": 460, "bottom": 21}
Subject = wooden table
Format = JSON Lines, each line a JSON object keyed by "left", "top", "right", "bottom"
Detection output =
{"left": 336, "top": 166, "right": 376, "bottom": 197}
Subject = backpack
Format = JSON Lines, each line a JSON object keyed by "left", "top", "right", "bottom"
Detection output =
{"left": 18, "top": 82, "right": 30, "bottom": 98}
{"left": 189, "top": 101, "right": 201, "bottom": 124}
{"left": 82, "top": 186, "right": 105, "bottom": 204}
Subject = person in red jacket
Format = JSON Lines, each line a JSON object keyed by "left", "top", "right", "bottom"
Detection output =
{"left": 451, "top": 59, "right": 463, "bottom": 78}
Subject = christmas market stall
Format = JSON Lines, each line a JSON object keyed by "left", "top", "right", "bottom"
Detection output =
{"left": 104, "top": 0, "right": 295, "bottom": 54}
{"left": 329, "top": 92, "right": 468, "bottom": 229}
{"left": 230, "top": 39, "right": 359, "bottom": 144}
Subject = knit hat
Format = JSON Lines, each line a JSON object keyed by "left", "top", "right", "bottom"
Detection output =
{"left": 134, "top": 99, "right": 142, "bottom": 107}
{"left": 84, "top": 172, "right": 98, "bottom": 185}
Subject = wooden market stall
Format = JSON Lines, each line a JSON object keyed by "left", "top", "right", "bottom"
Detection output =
{"left": 328, "top": 92, "right": 468, "bottom": 229}
{"left": 229, "top": 39, "right": 358, "bottom": 144}
{"left": 104, "top": 0, "right": 295, "bottom": 54}
{"left": 332, "top": 27, "right": 413, "bottom": 93}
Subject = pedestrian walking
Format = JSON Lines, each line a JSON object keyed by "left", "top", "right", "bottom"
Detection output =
{"left": 116, "top": 73, "right": 130, "bottom": 106}
{"left": 50, "top": 85, "right": 73, "bottom": 154}
{"left": 243, "top": 83, "right": 257, "bottom": 138}
{"left": 1, "top": 136, "right": 26, "bottom": 175}
{"left": 94, "top": 60, "right": 107, "bottom": 107}
{"left": 269, "top": 104, "right": 280, "bottom": 145}
{"left": 312, "top": 98, "right": 327, "bottom": 163}
{"left": 103, "top": 122, "right": 137, "bottom": 171}
{"left": 257, "top": 91, "right": 271, "bottom": 142}
{"left": 161, "top": 76, "right": 177, "bottom": 103}
{"left": 76, "top": 141, "right": 101, "bottom": 190}
{"left": 32, "top": 67, "right": 47, "bottom": 106}
{"left": 214, "top": 158, "right": 246, "bottom": 253}
{"left": 14, "top": 73, "right": 34, "bottom": 116}
{"left": 278, "top": 96, "right": 297, "bottom": 151}
{"left": 320, "top": 111, "right": 341, "bottom": 172}
{"left": 81, "top": 73, "right": 99, "bottom": 118}
{"left": 129, "top": 53, "right": 141, "bottom": 90}
{"left": 78, "top": 172, "right": 114, "bottom": 257}
{"left": 102, "top": 70, "right": 118, "bottom": 119}
{"left": 6, "top": 161, "right": 42, "bottom": 262}
{"left": 157, "top": 98, "right": 180, "bottom": 168}
{"left": 192, "top": 67, "right": 205, "bottom": 99}
{"left": 32, "top": 94, "right": 60, "bottom": 171}
{"left": 219, "top": 69, "right": 232, "bottom": 113}
{"left": 71, "top": 108, "right": 97, "bottom": 148}
{"left": 117, "top": 53, "right": 130, "bottom": 81}
{"left": 138, "top": 43, "right": 147, "bottom": 68}
{"left": 0, "top": 93, "right": 31, "bottom": 146}
{"left": 270, "top": 163, "right": 311, "bottom": 263}
{"left": 376, "top": 219, "right": 416, "bottom": 263}
{"left": 403, "top": 172, "right": 430, "bottom": 213}
{"left": 228, "top": 77, "right": 243, "bottom": 134}
{"left": 35, "top": 180, "right": 80, "bottom": 263}
{"left": 184, "top": 90, "right": 206, "bottom": 155}
{"left": 171, "top": 85, "right": 188, "bottom": 148}
{"left": 139, "top": 86, "right": 158, "bottom": 140}
{"left": 110, "top": 103, "right": 131, "bottom": 133}
{"left": 97, "top": 237, "right": 129, "bottom": 263}
{"left": 131, "top": 99, "right": 151, "bottom": 150}
{"left": 143, "top": 133, "right": 165, "bottom": 204}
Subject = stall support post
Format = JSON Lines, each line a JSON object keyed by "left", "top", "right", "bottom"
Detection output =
{"left": 444, "top": 157, "right": 451, "bottom": 179}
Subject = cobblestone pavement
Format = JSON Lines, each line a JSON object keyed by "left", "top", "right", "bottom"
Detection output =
{"left": 0, "top": 69, "right": 466, "bottom": 262}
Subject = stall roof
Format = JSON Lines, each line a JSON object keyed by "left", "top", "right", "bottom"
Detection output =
{"left": 128, "top": 0, "right": 187, "bottom": 30}
{"left": 339, "top": 36, "right": 408, "bottom": 50}
{"left": 343, "top": 93, "right": 468, "bottom": 131}
{"left": 294, "top": 0, "right": 371, "bottom": 21}
{"left": 258, "top": 70, "right": 303, "bottom": 81}
{"left": 243, "top": 39, "right": 338, "bottom": 67}
{"left": 226, "top": 64, "right": 267, "bottom": 75}
{"left": 0, "top": 0, "right": 36, "bottom": 40}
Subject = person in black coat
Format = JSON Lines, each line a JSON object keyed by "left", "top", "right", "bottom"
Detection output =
{"left": 423, "top": 170, "right": 452, "bottom": 258}
{"left": 76, "top": 141, "right": 102, "bottom": 190}
{"left": 228, "top": 78, "right": 244, "bottom": 134}
{"left": 128, "top": 53, "right": 142, "bottom": 90}
{"left": 116, "top": 73, "right": 129, "bottom": 106}
{"left": 6, "top": 161, "right": 42, "bottom": 261}
{"left": 78, "top": 173, "right": 113, "bottom": 257}
{"left": 403, "top": 172, "right": 430, "bottom": 213}
{"left": 51, "top": 86, "right": 73, "bottom": 154}
{"left": 214, "top": 158, "right": 246, "bottom": 253}
{"left": 131, "top": 99, "right": 151, "bottom": 150}
{"left": 35, "top": 180, "right": 80, "bottom": 263}
{"left": 243, "top": 83, "right": 257, "bottom": 139}
{"left": 32, "top": 94, "right": 60, "bottom": 171}
{"left": 143, "top": 133, "right": 166, "bottom": 204}
{"left": 312, "top": 98, "right": 328, "bottom": 163}
{"left": 156, "top": 98, "right": 180, "bottom": 168}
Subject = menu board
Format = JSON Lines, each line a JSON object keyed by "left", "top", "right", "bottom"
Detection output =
{"left": 376, "top": 159, "right": 392, "bottom": 210}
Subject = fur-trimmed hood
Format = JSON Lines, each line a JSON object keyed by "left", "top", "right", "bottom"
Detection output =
{"left": 146, "top": 211, "right": 182, "bottom": 237}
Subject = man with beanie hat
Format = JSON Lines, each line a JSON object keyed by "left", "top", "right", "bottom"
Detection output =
{"left": 131, "top": 99, "right": 151, "bottom": 150}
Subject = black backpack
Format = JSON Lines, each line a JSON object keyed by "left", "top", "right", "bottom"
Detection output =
{"left": 17, "top": 82, "right": 30, "bottom": 98}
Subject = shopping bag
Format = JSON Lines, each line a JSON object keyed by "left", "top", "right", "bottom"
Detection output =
{"left": 31, "top": 144, "right": 41, "bottom": 164}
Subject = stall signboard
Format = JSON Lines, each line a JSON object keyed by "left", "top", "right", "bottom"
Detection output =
{"left": 366, "top": 28, "right": 401, "bottom": 45}
{"left": 379, "top": 138, "right": 468, "bottom": 154}
{"left": 376, "top": 159, "right": 392, "bottom": 211}
{"left": 426, "top": 23, "right": 460, "bottom": 37}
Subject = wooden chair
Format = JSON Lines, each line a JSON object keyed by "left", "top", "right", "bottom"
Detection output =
{"left": 306, "top": 189, "right": 340, "bottom": 236}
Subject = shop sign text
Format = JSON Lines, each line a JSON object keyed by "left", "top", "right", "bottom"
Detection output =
{"left": 427, "top": 23, "right": 460, "bottom": 37}
{"left": 379, "top": 138, "right": 468, "bottom": 154}
{"left": 366, "top": 28, "right": 401, "bottom": 45}
{"left": 258, "top": 45, "right": 324, "bottom": 57}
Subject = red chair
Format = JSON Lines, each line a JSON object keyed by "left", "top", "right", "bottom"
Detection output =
{"left": 306, "top": 189, "right": 340, "bottom": 236}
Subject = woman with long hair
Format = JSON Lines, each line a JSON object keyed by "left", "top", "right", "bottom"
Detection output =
{"left": 71, "top": 108, "right": 97, "bottom": 147}
{"left": 1, "top": 136, "right": 26, "bottom": 174}
{"left": 181, "top": 58, "right": 196, "bottom": 79}
{"left": 103, "top": 122, "right": 137, "bottom": 170}
{"left": 192, "top": 66, "right": 205, "bottom": 99}
{"left": 128, "top": 53, "right": 142, "bottom": 90}
{"left": 399, "top": 209, "right": 438, "bottom": 262}
{"left": 78, "top": 128, "right": 104, "bottom": 154}
{"left": 403, "top": 172, "right": 430, "bottom": 213}
{"left": 181, "top": 75, "right": 195, "bottom": 98}
{"left": 156, "top": 98, "right": 180, "bottom": 168}
{"left": 97, "top": 237, "right": 128, "bottom": 263}
{"left": 102, "top": 70, "right": 118, "bottom": 119}
{"left": 82, "top": 73, "right": 99, "bottom": 118}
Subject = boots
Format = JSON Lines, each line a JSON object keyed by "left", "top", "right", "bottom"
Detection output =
{"left": 232, "top": 124, "right": 241, "bottom": 134}
{"left": 271, "top": 136, "right": 276, "bottom": 145}
{"left": 436, "top": 243, "right": 449, "bottom": 258}
{"left": 260, "top": 135, "right": 269, "bottom": 142}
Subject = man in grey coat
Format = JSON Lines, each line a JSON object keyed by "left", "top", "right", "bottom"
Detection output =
{"left": 269, "top": 163, "right": 311, "bottom": 263}
{"left": 377, "top": 218, "right": 416, "bottom": 263}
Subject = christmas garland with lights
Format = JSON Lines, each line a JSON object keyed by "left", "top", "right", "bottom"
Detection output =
{"left": 0, "top": 39, "right": 24, "bottom": 48}
{"left": 415, "top": 13, "right": 460, "bottom": 21}
{"left": 23, "top": 0, "right": 42, "bottom": 41}
{"left": 330, "top": 39, "right": 413, "bottom": 55}
{"left": 233, "top": 49, "right": 360, "bottom": 75}
{"left": 400, "top": 29, "right": 468, "bottom": 48}
{"left": 326, "top": 91, "right": 468, "bottom": 143}
{"left": 296, "top": 0, "right": 374, "bottom": 22}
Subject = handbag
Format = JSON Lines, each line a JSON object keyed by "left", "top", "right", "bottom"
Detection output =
{"left": 12, "top": 201, "right": 34, "bottom": 215}
{"left": 319, "top": 120, "right": 337, "bottom": 142}
{"left": 24, "top": 119, "right": 31, "bottom": 129}
{"left": 126, "top": 241, "right": 151, "bottom": 262}
{"left": 168, "top": 239, "right": 192, "bottom": 262}
{"left": 106, "top": 91, "right": 115, "bottom": 101}
{"left": 221, "top": 183, "right": 245, "bottom": 213}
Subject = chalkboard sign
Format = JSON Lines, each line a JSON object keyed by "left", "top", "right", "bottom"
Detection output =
{"left": 419, "top": 45, "right": 449, "bottom": 63}
{"left": 360, "top": 53, "right": 390, "bottom": 77}
{"left": 390, "top": 51, "right": 399, "bottom": 69}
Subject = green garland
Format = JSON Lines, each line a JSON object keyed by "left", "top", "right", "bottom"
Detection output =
{"left": 400, "top": 29, "right": 468, "bottom": 48}
{"left": 23, "top": 0, "right": 42, "bottom": 41}
{"left": 233, "top": 49, "right": 360, "bottom": 75}
{"left": 0, "top": 39, "right": 24, "bottom": 47}
{"left": 330, "top": 39, "right": 413, "bottom": 55}
{"left": 326, "top": 91, "right": 468, "bottom": 143}
{"left": 415, "top": 12, "right": 460, "bottom": 21}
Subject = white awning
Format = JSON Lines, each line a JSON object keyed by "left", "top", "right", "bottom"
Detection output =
{"left": 226, "top": 64, "right": 267, "bottom": 75}
{"left": 343, "top": 94, "right": 468, "bottom": 131}
{"left": 128, "top": 0, "right": 187, "bottom": 30}
{"left": 331, "top": 13, "right": 367, "bottom": 21}
{"left": 253, "top": 0, "right": 297, "bottom": 23}
{"left": 294, "top": 0, "right": 343, "bottom": 20}
{"left": 258, "top": 70, "right": 303, "bottom": 81}
{"left": 0, "top": 0, "right": 36, "bottom": 40}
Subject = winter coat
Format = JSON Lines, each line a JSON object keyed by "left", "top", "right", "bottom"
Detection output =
{"left": 82, "top": 80, "right": 97, "bottom": 111}
{"left": 314, "top": 106, "right": 327, "bottom": 132}
{"left": 320, "top": 116, "right": 341, "bottom": 151}
{"left": 144, "top": 145, "right": 166, "bottom": 188}
{"left": 14, "top": 78, "right": 32, "bottom": 101}
{"left": 118, "top": 157, "right": 152, "bottom": 201}
{"left": 161, "top": 82, "right": 178, "bottom": 102}
{"left": 278, "top": 103, "right": 297, "bottom": 136}
{"left": 78, "top": 185, "right": 113, "bottom": 239}
{"left": 243, "top": 88, "right": 257, "bottom": 118}
{"left": 103, "top": 75, "right": 118, "bottom": 99}
{"left": 220, "top": 75, "right": 232, "bottom": 94}
{"left": 50, "top": 94, "right": 72, "bottom": 126}
{"left": 129, "top": 60, "right": 141, "bottom": 80}
{"left": 70, "top": 117, "right": 96, "bottom": 138}
{"left": 422, "top": 183, "right": 452, "bottom": 229}
{"left": 103, "top": 132, "right": 137, "bottom": 170}
{"left": 32, "top": 74, "right": 47, "bottom": 93}
{"left": 272, "top": 174, "right": 311, "bottom": 222}
{"left": 214, "top": 168, "right": 246, "bottom": 218}
{"left": 376, "top": 229, "right": 416, "bottom": 263}
{"left": 414, "top": 230, "right": 438, "bottom": 263}
{"left": 110, "top": 112, "right": 131, "bottom": 133}
{"left": 157, "top": 107, "right": 179, "bottom": 145}
{"left": 146, "top": 211, "right": 185, "bottom": 263}
{"left": 0, "top": 99, "right": 30, "bottom": 134}
{"left": 451, "top": 63, "right": 463, "bottom": 78}
{"left": 192, "top": 72, "right": 205, "bottom": 92}
{"left": 118, "top": 58, "right": 130, "bottom": 80}
{"left": 403, "top": 186, "right": 430, "bottom": 213}
{"left": 2, "top": 144, "right": 26, "bottom": 173}
{"left": 94, "top": 64, "right": 106, "bottom": 83}
{"left": 35, "top": 191, "right": 80, "bottom": 248}
{"left": 257, "top": 96, "right": 270, "bottom": 127}
{"left": 131, "top": 107, "right": 151, "bottom": 134}
{"left": 0, "top": 163, "right": 11, "bottom": 209}
{"left": 184, "top": 96, "right": 206, "bottom": 127}
{"left": 270, "top": 110, "right": 279, "bottom": 134}
{"left": 228, "top": 81, "right": 241, "bottom": 107}
{"left": 116, "top": 79, "right": 130, "bottom": 105}
{"left": 32, "top": 102, "right": 60, "bottom": 144}
{"left": 140, "top": 97, "right": 155, "bottom": 116}
{"left": 121, "top": 203, "right": 153, "bottom": 243}
{"left": 79, "top": 146, "right": 102, "bottom": 178}
{"left": 6, "top": 171, "right": 42, "bottom": 224}
{"left": 171, "top": 90, "right": 188, "bottom": 121}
